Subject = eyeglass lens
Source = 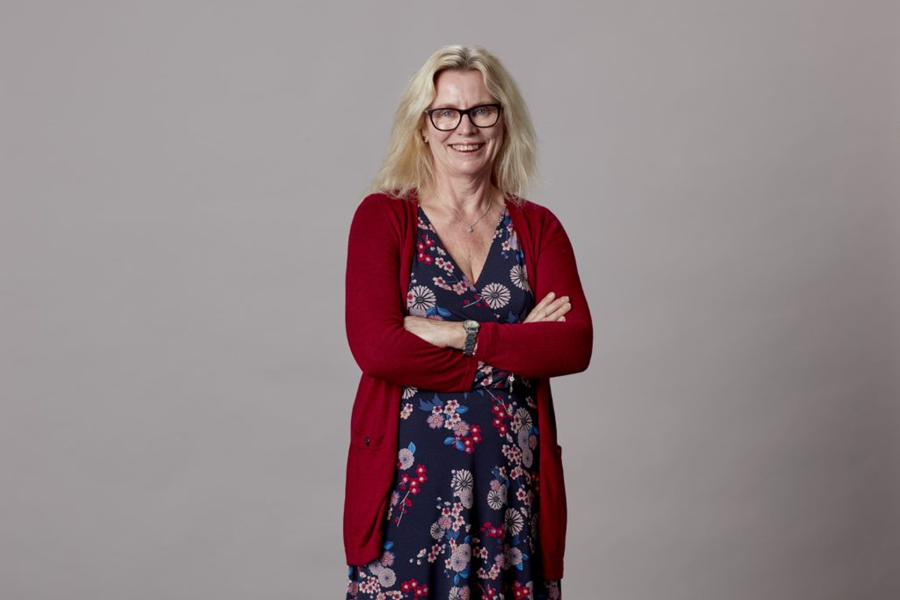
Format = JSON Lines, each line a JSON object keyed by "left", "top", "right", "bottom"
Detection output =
{"left": 431, "top": 105, "right": 500, "bottom": 130}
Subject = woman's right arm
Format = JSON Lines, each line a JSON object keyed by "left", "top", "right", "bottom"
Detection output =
{"left": 345, "top": 195, "right": 480, "bottom": 391}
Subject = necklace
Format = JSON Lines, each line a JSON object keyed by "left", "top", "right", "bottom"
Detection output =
{"left": 425, "top": 191, "right": 500, "bottom": 234}
{"left": 460, "top": 199, "right": 496, "bottom": 233}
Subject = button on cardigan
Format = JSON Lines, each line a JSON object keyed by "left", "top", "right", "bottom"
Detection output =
{"left": 343, "top": 189, "right": 593, "bottom": 581}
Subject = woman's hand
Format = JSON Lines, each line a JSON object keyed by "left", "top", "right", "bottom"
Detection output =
{"left": 523, "top": 291, "right": 571, "bottom": 323}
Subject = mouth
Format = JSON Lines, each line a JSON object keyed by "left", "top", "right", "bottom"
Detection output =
{"left": 449, "top": 143, "right": 485, "bottom": 153}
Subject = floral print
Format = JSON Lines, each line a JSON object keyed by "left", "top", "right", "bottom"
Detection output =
{"left": 346, "top": 204, "right": 561, "bottom": 599}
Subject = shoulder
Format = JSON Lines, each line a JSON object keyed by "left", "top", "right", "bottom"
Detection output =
{"left": 510, "top": 195, "right": 566, "bottom": 235}
{"left": 348, "top": 191, "right": 414, "bottom": 240}
{"left": 355, "top": 191, "right": 410, "bottom": 218}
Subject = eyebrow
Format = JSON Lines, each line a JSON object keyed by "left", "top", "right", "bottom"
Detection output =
{"left": 431, "top": 101, "right": 496, "bottom": 109}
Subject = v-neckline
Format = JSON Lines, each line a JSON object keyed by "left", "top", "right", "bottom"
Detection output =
{"left": 417, "top": 199, "right": 508, "bottom": 290}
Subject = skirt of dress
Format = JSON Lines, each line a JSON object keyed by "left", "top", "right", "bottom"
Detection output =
{"left": 345, "top": 373, "right": 562, "bottom": 600}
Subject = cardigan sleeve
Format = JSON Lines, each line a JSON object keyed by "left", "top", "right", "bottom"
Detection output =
{"left": 345, "top": 195, "right": 480, "bottom": 391}
{"left": 473, "top": 206, "right": 594, "bottom": 379}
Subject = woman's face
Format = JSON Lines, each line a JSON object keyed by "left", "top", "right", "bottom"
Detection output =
{"left": 421, "top": 69, "right": 505, "bottom": 183}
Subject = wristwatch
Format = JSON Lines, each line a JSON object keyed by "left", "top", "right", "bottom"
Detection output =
{"left": 462, "top": 319, "right": 480, "bottom": 356}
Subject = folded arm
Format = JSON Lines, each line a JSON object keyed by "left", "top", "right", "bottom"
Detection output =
{"left": 473, "top": 207, "right": 594, "bottom": 379}
{"left": 345, "top": 195, "right": 479, "bottom": 391}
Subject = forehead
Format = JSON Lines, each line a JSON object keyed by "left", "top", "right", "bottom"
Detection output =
{"left": 431, "top": 69, "right": 495, "bottom": 108}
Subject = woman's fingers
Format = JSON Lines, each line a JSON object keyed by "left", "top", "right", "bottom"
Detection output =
{"left": 522, "top": 294, "right": 550, "bottom": 322}
{"left": 533, "top": 291, "right": 556, "bottom": 312}
{"left": 526, "top": 293, "right": 562, "bottom": 322}
{"left": 544, "top": 300, "right": 571, "bottom": 321}
{"left": 524, "top": 292, "right": 571, "bottom": 323}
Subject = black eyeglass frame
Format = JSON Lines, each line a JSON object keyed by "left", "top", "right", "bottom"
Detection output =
{"left": 423, "top": 103, "right": 503, "bottom": 131}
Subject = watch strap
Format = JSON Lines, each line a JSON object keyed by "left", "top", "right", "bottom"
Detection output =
{"left": 463, "top": 321, "right": 479, "bottom": 356}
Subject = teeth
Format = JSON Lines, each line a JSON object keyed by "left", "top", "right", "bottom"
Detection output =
{"left": 451, "top": 144, "right": 483, "bottom": 152}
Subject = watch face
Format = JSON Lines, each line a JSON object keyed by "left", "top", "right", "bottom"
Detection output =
{"left": 464, "top": 320, "right": 478, "bottom": 331}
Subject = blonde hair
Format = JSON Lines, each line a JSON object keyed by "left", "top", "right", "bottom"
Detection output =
{"left": 366, "top": 45, "right": 539, "bottom": 205}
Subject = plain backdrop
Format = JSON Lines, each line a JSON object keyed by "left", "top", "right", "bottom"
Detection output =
{"left": 1, "top": 1, "right": 898, "bottom": 599}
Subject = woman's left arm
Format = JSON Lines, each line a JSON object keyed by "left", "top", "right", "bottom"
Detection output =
{"left": 472, "top": 207, "right": 594, "bottom": 379}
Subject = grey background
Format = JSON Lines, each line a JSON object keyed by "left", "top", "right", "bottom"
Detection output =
{"left": 2, "top": 1, "right": 898, "bottom": 598}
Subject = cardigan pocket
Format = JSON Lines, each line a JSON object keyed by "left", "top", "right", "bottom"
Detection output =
{"left": 350, "top": 429, "right": 386, "bottom": 450}
{"left": 539, "top": 441, "right": 568, "bottom": 574}
{"left": 344, "top": 427, "right": 393, "bottom": 562}
{"left": 557, "top": 443, "right": 567, "bottom": 535}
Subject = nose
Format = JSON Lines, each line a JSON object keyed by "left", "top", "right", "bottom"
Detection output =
{"left": 456, "top": 112, "right": 478, "bottom": 134}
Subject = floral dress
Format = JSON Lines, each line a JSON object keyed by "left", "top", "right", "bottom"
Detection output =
{"left": 346, "top": 203, "right": 562, "bottom": 600}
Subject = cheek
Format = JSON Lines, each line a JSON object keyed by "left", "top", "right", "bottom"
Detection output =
{"left": 485, "top": 129, "right": 502, "bottom": 149}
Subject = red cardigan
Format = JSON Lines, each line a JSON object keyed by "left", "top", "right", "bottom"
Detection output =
{"left": 343, "top": 188, "right": 593, "bottom": 580}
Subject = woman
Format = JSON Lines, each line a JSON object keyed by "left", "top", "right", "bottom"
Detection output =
{"left": 343, "top": 45, "right": 593, "bottom": 599}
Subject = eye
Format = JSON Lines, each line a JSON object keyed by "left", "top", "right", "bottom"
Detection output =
{"left": 435, "top": 109, "right": 457, "bottom": 119}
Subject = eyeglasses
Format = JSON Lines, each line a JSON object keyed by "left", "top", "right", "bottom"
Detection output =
{"left": 423, "top": 103, "right": 502, "bottom": 131}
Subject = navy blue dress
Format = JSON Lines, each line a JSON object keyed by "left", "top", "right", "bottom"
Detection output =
{"left": 346, "top": 203, "right": 562, "bottom": 600}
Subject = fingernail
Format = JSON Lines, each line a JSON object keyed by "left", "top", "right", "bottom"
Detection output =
{"left": 548, "top": 292, "right": 555, "bottom": 298}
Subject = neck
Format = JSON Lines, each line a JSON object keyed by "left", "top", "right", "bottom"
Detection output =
{"left": 419, "top": 179, "right": 500, "bottom": 218}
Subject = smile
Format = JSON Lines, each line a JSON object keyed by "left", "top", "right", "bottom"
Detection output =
{"left": 449, "top": 143, "right": 484, "bottom": 153}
